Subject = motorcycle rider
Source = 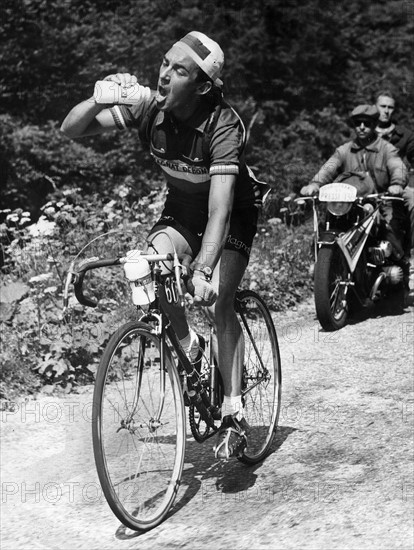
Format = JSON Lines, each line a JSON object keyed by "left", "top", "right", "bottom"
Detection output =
{"left": 374, "top": 90, "right": 414, "bottom": 254}
{"left": 300, "top": 104, "right": 409, "bottom": 288}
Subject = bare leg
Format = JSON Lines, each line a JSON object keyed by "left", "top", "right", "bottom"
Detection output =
{"left": 207, "top": 250, "right": 248, "bottom": 397}
{"left": 147, "top": 228, "right": 248, "bottom": 396}
{"left": 210, "top": 250, "right": 251, "bottom": 459}
{"left": 146, "top": 225, "right": 193, "bottom": 339}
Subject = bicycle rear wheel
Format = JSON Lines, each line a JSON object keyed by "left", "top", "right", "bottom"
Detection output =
{"left": 92, "top": 321, "right": 186, "bottom": 531}
{"left": 235, "top": 290, "right": 281, "bottom": 464}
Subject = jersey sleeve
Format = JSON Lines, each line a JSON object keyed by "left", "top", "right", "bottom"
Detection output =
{"left": 109, "top": 91, "right": 157, "bottom": 130}
{"left": 208, "top": 107, "right": 246, "bottom": 178}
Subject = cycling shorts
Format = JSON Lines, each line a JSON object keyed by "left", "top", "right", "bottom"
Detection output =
{"left": 149, "top": 199, "right": 258, "bottom": 261}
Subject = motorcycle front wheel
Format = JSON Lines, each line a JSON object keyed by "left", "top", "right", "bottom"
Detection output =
{"left": 314, "top": 246, "right": 352, "bottom": 331}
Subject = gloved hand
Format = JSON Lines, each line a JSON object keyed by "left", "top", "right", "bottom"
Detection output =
{"left": 300, "top": 182, "right": 320, "bottom": 196}
{"left": 191, "top": 274, "right": 217, "bottom": 307}
{"left": 388, "top": 184, "right": 404, "bottom": 196}
{"left": 102, "top": 72, "right": 138, "bottom": 87}
{"left": 180, "top": 254, "right": 193, "bottom": 278}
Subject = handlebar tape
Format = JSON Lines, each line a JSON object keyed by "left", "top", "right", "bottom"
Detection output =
{"left": 74, "top": 258, "right": 121, "bottom": 308}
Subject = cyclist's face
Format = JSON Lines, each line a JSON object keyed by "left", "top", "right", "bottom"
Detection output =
{"left": 375, "top": 95, "right": 395, "bottom": 123}
{"left": 156, "top": 45, "right": 203, "bottom": 118}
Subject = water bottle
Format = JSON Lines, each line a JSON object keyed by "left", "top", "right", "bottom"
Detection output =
{"left": 123, "top": 250, "right": 155, "bottom": 306}
{"left": 93, "top": 80, "right": 151, "bottom": 105}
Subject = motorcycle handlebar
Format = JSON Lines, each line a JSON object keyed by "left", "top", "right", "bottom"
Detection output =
{"left": 364, "top": 193, "right": 404, "bottom": 202}
{"left": 295, "top": 191, "right": 404, "bottom": 203}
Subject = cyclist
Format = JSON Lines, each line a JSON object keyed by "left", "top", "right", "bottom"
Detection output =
{"left": 61, "top": 31, "right": 266, "bottom": 460}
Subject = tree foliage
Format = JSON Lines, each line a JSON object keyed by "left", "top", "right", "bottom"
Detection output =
{"left": 1, "top": 0, "right": 413, "bottom": 123}
{"left": 1, "top": 0, "right": 412, "bottom": 215}
{"left": 0, "top": 0, "right": 413, "bottom": 397}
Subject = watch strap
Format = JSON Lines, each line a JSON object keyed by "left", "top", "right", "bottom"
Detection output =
{"left": 192, "top": 263, "right": 213, "bottom": 280}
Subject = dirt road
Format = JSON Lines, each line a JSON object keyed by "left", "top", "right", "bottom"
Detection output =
{"left": 1, "top": 287, "right": 413, "bottom": 550}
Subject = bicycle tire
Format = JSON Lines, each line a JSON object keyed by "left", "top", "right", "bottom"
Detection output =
{"left": 235, "top": 290, "right": 281, "bottom": 464}
{"left": 92, "top": 321, "right": 186, "bottom": 531}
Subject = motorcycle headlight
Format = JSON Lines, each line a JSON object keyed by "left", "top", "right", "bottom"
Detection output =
{"left": 327, "top": 201, "right": 352, "bottom": 216}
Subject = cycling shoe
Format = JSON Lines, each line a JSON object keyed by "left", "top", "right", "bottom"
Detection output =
{"left": 213, "top": 414, "right": 249, "bottom": 460}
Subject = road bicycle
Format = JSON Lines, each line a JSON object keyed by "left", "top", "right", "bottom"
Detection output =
{"left": 63, "top": 247, "right": 281, "bottom": 531}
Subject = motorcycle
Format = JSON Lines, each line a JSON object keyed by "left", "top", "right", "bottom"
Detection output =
{"left": 298, "top": 182, "right": 407, "bottom": 331}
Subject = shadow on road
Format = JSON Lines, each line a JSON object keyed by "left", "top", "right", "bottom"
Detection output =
{"left": 312, "top": 289, "right": 413, "bottom": 334}
{"left": 180, "top": 424, "right": 296, "bottom": 500}
{"left": 347, "top": 290, "right": 413, "bottom": 327}
{"left": 114, "top": 425, "right": 296, "bottom": 540}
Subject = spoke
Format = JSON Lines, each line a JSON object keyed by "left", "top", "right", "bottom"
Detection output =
{"left": 93, "top": 323, "right": 185, "bottom": 530}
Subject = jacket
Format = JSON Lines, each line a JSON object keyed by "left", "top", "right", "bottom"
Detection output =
{"left": 312, "top": 136, "right": 407, "bottom": 191}
{"left": 383, "top": 124, "right": 414, "bottom": 166}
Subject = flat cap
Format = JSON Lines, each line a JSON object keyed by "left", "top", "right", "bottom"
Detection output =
{"left": 348, "top": 104, "right": 379, "bottom": 124}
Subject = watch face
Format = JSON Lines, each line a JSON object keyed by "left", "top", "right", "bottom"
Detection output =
{"left": 194, "top": 264, "right": 212, "bottom": 278}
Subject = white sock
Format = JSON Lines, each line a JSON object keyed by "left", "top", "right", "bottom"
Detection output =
{"left": 222, "top": 395, "right": 243, "bottom": 421}
{"left": 179, "top": 329, "right": 199, "bottom": 362}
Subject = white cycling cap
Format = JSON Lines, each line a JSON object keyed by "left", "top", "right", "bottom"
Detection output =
{"left": 173, "top": 31, "right": 224, "bottom": 87}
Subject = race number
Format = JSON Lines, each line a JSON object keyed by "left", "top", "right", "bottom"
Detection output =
{"left": 164, "top": 275, "right": 179, "bottom": 304}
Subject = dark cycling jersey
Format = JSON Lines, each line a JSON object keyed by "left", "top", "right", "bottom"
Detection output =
{"left": 110, "top": 92, "right": 264, "bottom": 209}
{"left": 110, "top": 92, "right": 267, "bottom": 259}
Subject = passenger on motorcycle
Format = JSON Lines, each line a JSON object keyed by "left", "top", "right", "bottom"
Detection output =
{"left": 374, "top": 90, "right": 414, "bottom": 254}
{"left": 301, "top": 104, "right": 409, "bottom": 277}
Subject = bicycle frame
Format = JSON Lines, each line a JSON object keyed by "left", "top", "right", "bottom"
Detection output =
{"left": 66, "top": 246, "right": 281, "bottom": 530}
{"left": 63, "top": 251, "right": 219, "bottom": 429}
{"left": 63, "top": 249, "right": 280, "bottom": 438}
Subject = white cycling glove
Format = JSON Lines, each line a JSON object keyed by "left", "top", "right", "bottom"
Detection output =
{"left": 192, "top": 273, "right": 217, "bottom": 307}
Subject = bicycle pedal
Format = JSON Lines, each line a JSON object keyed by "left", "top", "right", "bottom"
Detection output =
{"left": 212, "top": 406, "right": 221, "bottom": 420}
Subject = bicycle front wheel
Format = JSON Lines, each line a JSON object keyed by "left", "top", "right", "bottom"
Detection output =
{"left": 235, "top": 290, "right": 281, "bottom": 464}
{"left": 92, "top": 321, "right": 186, "bottom": 531}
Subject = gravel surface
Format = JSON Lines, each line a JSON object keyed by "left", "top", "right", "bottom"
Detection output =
{"left": 1, "top": 273, "right": 413, "bottom": 550}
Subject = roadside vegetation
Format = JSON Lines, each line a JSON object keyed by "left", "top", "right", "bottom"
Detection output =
{"left": 0, "top": 179, "right": 314, "bottom": 401}
{"left": 1, "top": 0, "right": 412, "bottom": 400}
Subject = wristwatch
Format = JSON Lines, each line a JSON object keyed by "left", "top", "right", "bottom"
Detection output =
{"left": 192, "top": 263, "right": 213, "bottom": 281}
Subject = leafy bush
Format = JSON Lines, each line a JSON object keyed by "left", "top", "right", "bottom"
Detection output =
{"left": 0, "top": 114, "right": 155, "bottom": 222}
{"left": 245, "top": 218, "right": 314, "bottom": 311}
{"left": 2, "top": 0, "right": 412, "bottom": 400}
{"left": 0, "top": 184, "right": 165, "bottom": 400}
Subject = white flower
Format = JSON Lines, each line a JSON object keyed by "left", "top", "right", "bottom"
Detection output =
{"left": 30, "top": 273, "right": 53, "bottom": 283}
{"left": 103, "top": 200, "right": 117, "bottom": 212}
{"left": 116, "top": 184, "right": 130, "bottom": 198}
{"left": 27, "top": 216, "right": 56, "bottom": 237}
